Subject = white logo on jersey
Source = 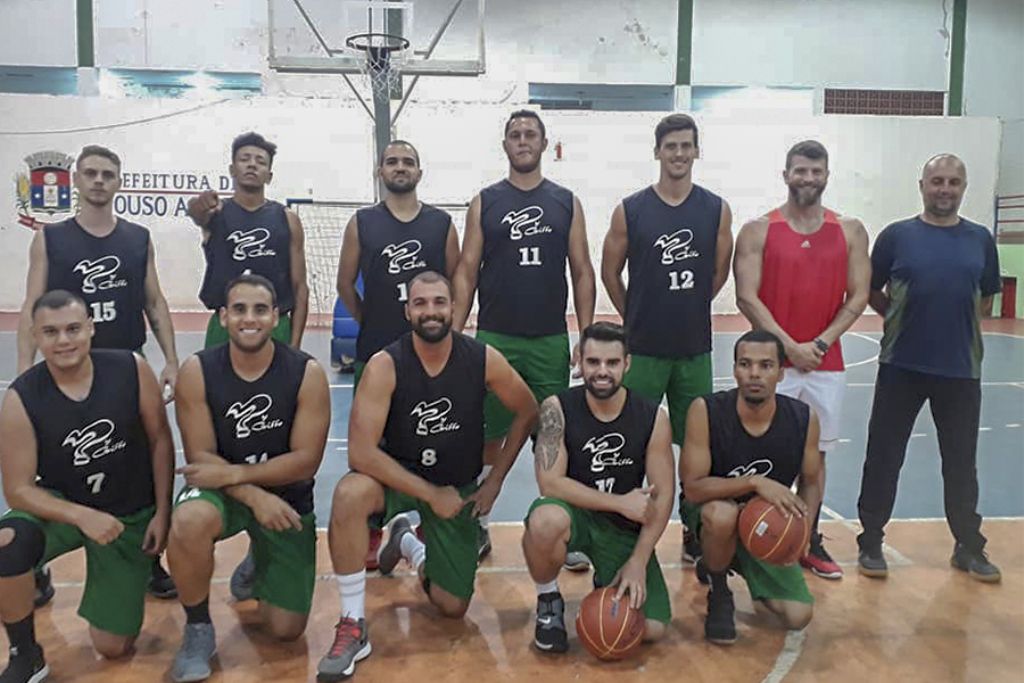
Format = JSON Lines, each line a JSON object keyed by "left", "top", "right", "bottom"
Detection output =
{"left": 73, "top": 256, "right": 128, "bottom": 294}
{"left": 63, "top": 418, "right": 127, "bottom": 467}
{"left": 226, "top": 228, "right": 276, "bottom": 261}
{"left": 800, "top": 240, "right": 811, "bottom": 249}
{"left": 584, "top": 433, "right": 634, "bottom": 473}
{"left": 654, "top": 229, "right": 700, "bottom": 264}
{"left": 502, "top": 205, "right": 553, "bottom": 240}
{"left": 726, "top": 459, "right": 774, "bottom": 479}
{"left": 411, "top": 397, "right": 461, "bottom": 436}
{"left": 226, "top": 393, "right": 284, "bottom": 439}
{"left": 381, "top": 239, "right": 427, "bottom": 275}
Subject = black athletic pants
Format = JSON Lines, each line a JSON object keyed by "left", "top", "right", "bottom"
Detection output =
{"left": 857, "top": 363, "right": 986, "bottom": 553}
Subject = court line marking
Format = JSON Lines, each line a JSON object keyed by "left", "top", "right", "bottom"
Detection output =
{"left": 760, "top": 629, "right": 808, "bottom": 683}
{"left": 819, "top": 504, "right": 912, "bottom": 567}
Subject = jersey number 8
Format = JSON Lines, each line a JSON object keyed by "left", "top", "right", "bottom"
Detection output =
{"left": 421, "top": 448, "right": 437, "bottom": 467}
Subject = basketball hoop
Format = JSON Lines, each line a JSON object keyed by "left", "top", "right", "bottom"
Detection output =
{"left": 345, "top": 32, "right": 409, "bottom": 99}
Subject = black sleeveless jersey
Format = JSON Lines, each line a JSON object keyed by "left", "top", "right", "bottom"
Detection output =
{"left": 11, "top": 350, "right": 153, "bottom": 516}
{"left": 197, "top": 341, "right": 314, "bottom": 514}
{"left": 478, "top": 179, "right": 574, "bottom": 337}
{"left": 382, "top": 332, "right": 487, "bottom": 487}
{"left": 560, "top": 386, "right": 659, "bottom": 533}
{"left": 199, "top": 199, "right": 294, "bottom": 313}
{"left": 623, "top": 185, "right": 722, "bottom": 358}
{"left": 44, "top": 218, "right": 149, "bottom": 351}
{"left": 356, "top": 202, "right": 451, "bottom": 361}
{"left": 704, "top": 389, "right": 809, "bottom": 502}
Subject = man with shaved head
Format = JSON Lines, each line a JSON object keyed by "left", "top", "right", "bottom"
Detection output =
{"left": 856, "top": 154, "right": 1001, "bottom": 582}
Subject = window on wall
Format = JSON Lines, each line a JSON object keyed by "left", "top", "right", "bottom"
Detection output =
{"left": 528, "top": 83, "right": 674, "bottom": 111}
{"left": 824, "top": 89, "right": 945, "bottom": 116}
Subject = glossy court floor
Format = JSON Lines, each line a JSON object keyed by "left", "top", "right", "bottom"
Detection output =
{"left": 0, "top": 315, "right": 1021, "bottom": 682}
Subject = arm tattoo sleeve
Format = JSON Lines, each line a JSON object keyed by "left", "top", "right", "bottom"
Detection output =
{"left": 535, "top": 400, "right": 564, "bottom": 471}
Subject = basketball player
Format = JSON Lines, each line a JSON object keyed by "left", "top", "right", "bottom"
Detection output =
{"left": 15, "top": 144, "right": 179, "bottom": 603}
{"left": 601, "top": 113, "right": 734, "bottom": 560}
{"left": 681, "top": 330, "right": 821, "bottom": 644}
{"left": 733, "top": 140, "right": 870, "bottom": 580}
{"left": 186, "top": 132, "right": 309, "bottom": 349}
{"left": 166, "top": 274, "right": 329, "bottom": 683}
{"left": 336, "top": 140, "right": 461, "bottom": 570}
{"left": 317, "top": 271, "right": 537, "bottom": 681}
{"left": 452, "top": 109, "right": 595, "bottom": 567}
{"left": 0, "top": 290, "right": 174, "bottom": 681}
{"left": 856, "top": 154, "right": 1001, "bottom": 582}
{"left": 523, "top": 322, "right": 674, "bottom": 653}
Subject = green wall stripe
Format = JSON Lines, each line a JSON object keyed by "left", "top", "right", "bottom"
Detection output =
{"left": 676, "top": 0, "right": 693, "bottom": 86}
{"left": 77, "top": 0, "right": 95, "bottom": 68}
{"left": 948, "top": 0, "right": 967, "bottom": 116}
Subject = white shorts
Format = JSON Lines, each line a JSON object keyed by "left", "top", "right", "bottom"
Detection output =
{"left": 776, "top": 369, "right": 845, "bottom": 453}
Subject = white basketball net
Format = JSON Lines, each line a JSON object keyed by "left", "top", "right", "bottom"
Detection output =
{"left": 347, "top": 33, "right": 408, "bottom": 99}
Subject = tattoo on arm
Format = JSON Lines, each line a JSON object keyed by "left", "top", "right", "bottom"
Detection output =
{"left": 535, "top": 401, "right": 564, "bottom": 471}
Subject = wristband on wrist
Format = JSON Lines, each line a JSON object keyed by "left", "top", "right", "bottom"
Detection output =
{"left": 813, "top": 338, "right": 829, "bottom": 354}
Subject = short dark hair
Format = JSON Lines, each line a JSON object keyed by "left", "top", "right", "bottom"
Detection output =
{"left": 580, "top": 321, "right": 629, "bottom": 356}
{"left": 655, "top": 113, "right": 699, "bottom": 149}
{"left": 734, "top": 329, "right": 786, "bottom": 365}
{"left": 407, "top": 270, "right": 452, "bottom": 297}
{"left": 76, "top": 145, "right": 121, "bottom": 171}
{"left": 504, "top": 109, "right": 546, "bottom": 140}
{"left": 379, "top": 139, "right": 420, "bottom": 167}
{"left": 786, "top": 140, "right": 828, "bottom": 170}
{"left": 231, "top": 132, "right": 277, "bottom": 165}
{"left": 225, "top": 273, "right": 277, "bottom": 307}
{"left": 32, "top": 289, "right": 88, "bottom": 318}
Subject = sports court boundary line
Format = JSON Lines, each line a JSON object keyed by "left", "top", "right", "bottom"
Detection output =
{"left": 819, "top": 504, "right": 912, "bottom": 567}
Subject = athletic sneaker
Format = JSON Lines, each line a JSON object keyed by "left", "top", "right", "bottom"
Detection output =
{"left": 563, "top": 551, "right": 591, "bottom": 572}
{"left": 477, "top": 523, "right": 492, "bottom": 561}
{"left": 0, "top": 644, "right": 48, "bottom": 683}
{"left": 317, "top": 617, "right": 371, "bottom": 682}
{"left": 365, "top": 527, "right": 383, "bottom": 572}
{"left": 533, "top": 591, "right": 568, "bottom": 654}
{"left": 682, "top": 528, "right": 702, "bottom": 565}
{"left": 32, "top": 567, "right": 54, "bottom": 609}
{"left": 229, "top": 552, "right": 256, "bottom": 601}
{"left": 704, "top": 585, "right": 736, "bottom": 645}
{"left": 149, "top": 558, "right": 178, "bottom": 599}
{"left": 171, "top": 622, "right": 216, "bottom": 683}
{"left": 950, "top": 544, "right": 1001, "bottom": 583}
{"left": 694, "top": 557, "right": 710, "bottom": 585}
{"left": 377, "top": 515, "right": 414, "bottom": 576}
{"left": 857, "top": 543, "right": 888, "bottom": 579}
{"left": 800, "top": 534, "right": 843, "bottom": 580}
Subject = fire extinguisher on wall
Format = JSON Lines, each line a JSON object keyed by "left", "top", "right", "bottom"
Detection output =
{"left": 554, "top": 140, "right": 563, "bottom": 161}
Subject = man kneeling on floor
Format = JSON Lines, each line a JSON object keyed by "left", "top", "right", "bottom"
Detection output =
{"left": 680, "top": 329, "right": 821, "bottom": 644}
{"left": 522, "top": 322, "right": 674, "bottom": 652}
{"left": 317, "top": 271, "right": 537, "bottom": 681}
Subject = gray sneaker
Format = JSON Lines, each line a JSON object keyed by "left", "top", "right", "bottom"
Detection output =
{"left": 229, "top": 552, "right": 256, "bottom": 601}
{"left": 171, "top": 622, "right": 216, "bottom": 682}
{"left": 857, "top": 545, "right": 889, "bottom": 579}
{"left": 377, "top": 515, "right": 413, "bottom": 576}
{"left": 563, "top": 551, "right": 591, "bottom": 572}
{"left": 317, "top": 617, "right": 371, "bottom": 681}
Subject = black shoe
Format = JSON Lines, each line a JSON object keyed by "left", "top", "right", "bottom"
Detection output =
{"left": 704, "top": 584, "right": 736, "bottom": 645}
{"left": 477, "top": 523, "right": 492, "bottom": 561}
{"left": 695, "top": 557, "right": 710, "bottom": 585}
{"left": 32, "top": 567, "right": 54, "bottom": 609}
{"left": 0, "top": 643, "right": 48, "bottom": 683}
{"left": 857, "top": 542, "right": 888, "bottom": 579}
{"left": 682, "top": 528, "right": 702, "bottom": 565}
{"left": 951, "top": 544, "right": 1001, "bottom": 583}
{"left": 148, "top": 558, "right": 178, "bottom": 599}
{"left": 533, "top": 591, "right": 568, "bottom": 654}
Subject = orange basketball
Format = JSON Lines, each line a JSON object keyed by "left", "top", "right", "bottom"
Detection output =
{"left": 738, "top": 495, "right": 811, "bottom": 565}
{"left": 575, "top": 586, "right": 645, "bottom": 661}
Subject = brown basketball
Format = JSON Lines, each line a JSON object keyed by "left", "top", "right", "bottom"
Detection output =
{"left": 738, "top": 495, "right": 811, "bottom": 565}
{"left": 575, "top": 586, "right": 645, "bottom": 661}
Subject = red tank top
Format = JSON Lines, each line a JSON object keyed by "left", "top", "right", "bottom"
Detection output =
{"left": 758, "top": 208, "right": 848, "bottom": 371}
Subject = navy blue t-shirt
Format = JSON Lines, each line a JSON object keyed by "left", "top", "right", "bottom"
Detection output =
{"left": 871, "top": 216, "right": 1000, "bottom": 379}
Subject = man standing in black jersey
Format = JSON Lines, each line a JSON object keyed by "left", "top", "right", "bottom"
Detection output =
{"left": 0, "top": 290, "right": 175, "bottom": 682}
{"left": 15, "top": 144, "right": 179, "bottom": 603}
{"left": 523, "top": 322, "right": 675, "bottom": 654}
{"left": 166, "top": 274, "right": 330, "bottom": 683}
{"left": 681, "top": 330, "right": 821, "bottom": 645}
{"left": 452, "top": 110, "right": 596, "bottom": 567}
{"left": 317, "top": 271, "right": 537, "bottom": 682}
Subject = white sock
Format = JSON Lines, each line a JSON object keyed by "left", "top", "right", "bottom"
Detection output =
{"left": 536, "top": 579, "right": 559, "bottom": 596}
{"left": 400, "top": 530, "right": 426, "bottom": 572}
{"left": 477, "top": 466, "right": 493, "bottom": 528}
{"left": 477, "top": 513, "right": 490, "bottom": 528}
{"left": 337, "top": 570, "right": 366, "bottom": 621}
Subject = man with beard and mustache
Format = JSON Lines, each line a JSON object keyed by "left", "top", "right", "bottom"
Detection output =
{"left": 317, "top": 271, "right": 537, "bottom": 682}
{"left": 336, "top": 140, "right": 461, "bottom": 571}
{"left": 681, "top": 330, "right": 822, "bottom": 645}
{"left": 733, "top": 140, "right": 870, "bottom": 580}
{"left": 187, "top": 132, "right": 310, "bottom": 350}
{"left": 856, "top": 154, "right": 1001, "bottom": 583}
{"left": 602, "top": 113, "right": 733, "bottom": 565}
{"left": 16, "top": 145, "right": 180, "bottom": 604}
{"left": 452, "top": 109, "right": 596, "bottom": 568}
{"left": 167, "top": 274, "right": 329, "bottom": 683}
{"left": 522, "top": 322, "right": 674, "bottom": 654}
